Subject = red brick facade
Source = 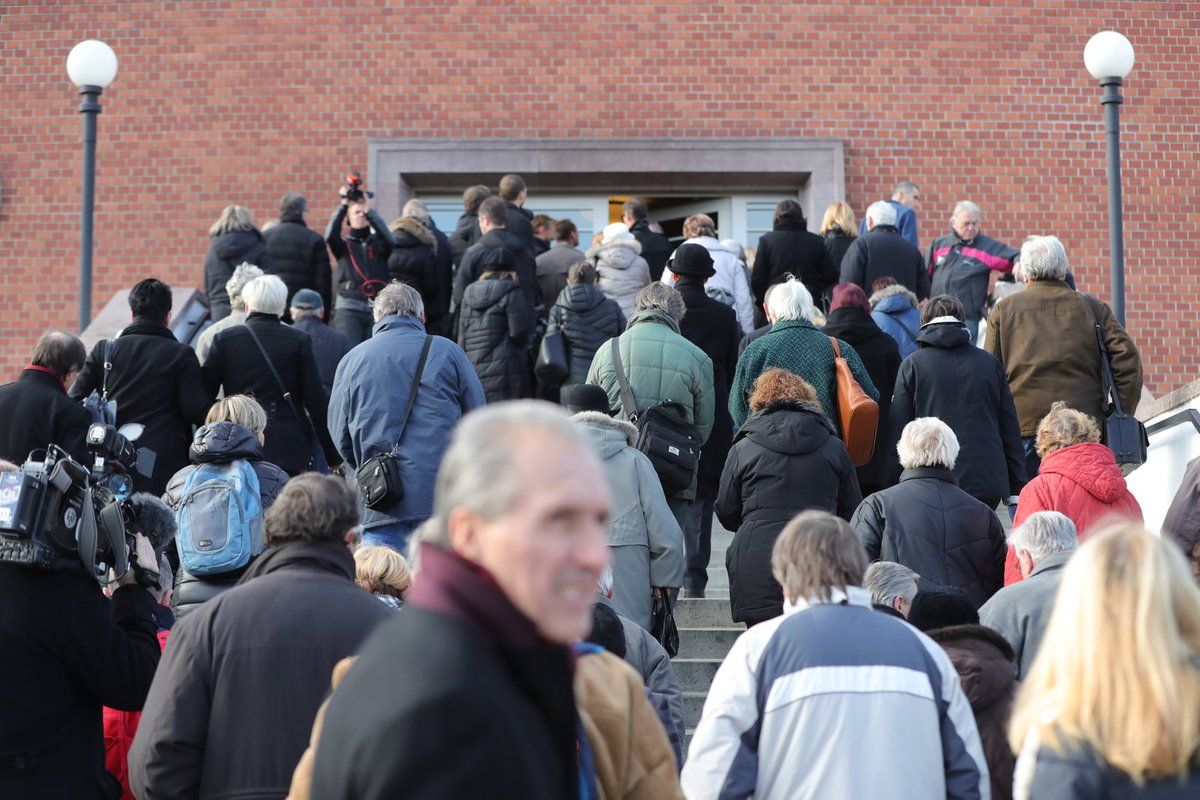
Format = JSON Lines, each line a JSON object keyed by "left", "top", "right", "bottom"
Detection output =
{"left": 1, "top": 2, "right": 1195, "bottom": 395}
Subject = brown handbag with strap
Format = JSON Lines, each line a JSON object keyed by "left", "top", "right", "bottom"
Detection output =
{"left": 829, "top": 337, "right": 879, "bottom": 466}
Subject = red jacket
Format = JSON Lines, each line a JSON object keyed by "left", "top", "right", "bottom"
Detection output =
{"left": 1004, "top": 442, "right": 1142, "bottom": 585}
{"left": 104, "top": 629, "right": 170, "bottom": 799}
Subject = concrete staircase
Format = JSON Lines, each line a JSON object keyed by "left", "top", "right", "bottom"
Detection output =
{"left": 672, "top": 521, "right": 741, "bottom": 755}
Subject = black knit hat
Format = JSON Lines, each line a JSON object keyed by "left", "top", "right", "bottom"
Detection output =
{"left": 564, "top": 384, "right": 612, "bottom": 415}
{"left": 907, "top": 586, "right": 979, "bottom": 632}
{"left": 669, "top": 243, "right": 715, "bottom": 278}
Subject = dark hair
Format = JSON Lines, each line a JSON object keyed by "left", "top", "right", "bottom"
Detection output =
{"left": 462, "top": 184, "right": 491, "bottom": 214}
{"left": 264, "top": 473, "right": 359, "bottom": 546}
{"left": 30, "top": 330, "right": 86, "bottom": 377}
{"left": 567, "top": 261, "right": 597, "bottom": 285}
{"left": 870, "top": 276, "right": 898, "bottom": 293}
{"left": 622, "top": 199, "right": 648, "bottom": 221}
{"left": 554, "top": 219, "right": 577, "bottom": 241}
{"left": 280, "top": 192, "right": 306, "bottom": 217}
{"left": 479, "top": 196, "right": 508, "bottom": 227}
{"left": 586, "top": 602, "right": 628, "bottom": 658}
{"left": 773, "top": 199, "right": 807, "bottom": 229}
{"left": 498, "top": 174, "right": 526, "bottom": 202}
{"left": 920, "top": 294, "right": 966, "bottom": 324}
{"left": 907, "top": 586, "right": 979, "bottom": 632}
{"left": 128, "top": 278, "right": 173, "bottom": 320}
{"left": 531, "top": 214, "right": 554, "bottom": 232}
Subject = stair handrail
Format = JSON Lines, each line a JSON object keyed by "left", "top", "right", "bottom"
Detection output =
{"left": 1146, "top": 409, "right": 1200, "bottom": 438}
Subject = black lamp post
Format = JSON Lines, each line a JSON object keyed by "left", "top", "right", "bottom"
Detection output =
{"left": 1084, "top": 31, "right": 1135, "bottom": 326}
{"left": 66, "top": 39, "right": 118, "bottom": 333}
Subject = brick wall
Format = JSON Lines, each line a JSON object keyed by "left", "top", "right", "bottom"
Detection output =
{"left": 1, "top": 1, "right": 1195, "bottom": 395}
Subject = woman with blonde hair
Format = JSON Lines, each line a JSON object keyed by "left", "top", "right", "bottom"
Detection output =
{"left": 717, "top": 368, "right": 860, "bottom": 625}
{"left": 1010, "top": 522, "right": 1200, "bottom": 797}
{"left": 205, "top": 204, "right": 269, "bottom": 321}
{"left": 819, "top": 201, "right": 858, "bottom": 273}
{"left": 1006, "top": 402, "right": 1142, "bottom": 584}
{"left": 354, "top": 546, "right": 413, "bottom": 611}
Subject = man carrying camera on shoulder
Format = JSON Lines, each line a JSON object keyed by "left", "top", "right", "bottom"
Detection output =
{"left": 325, "top": 173, "right": 396, "bottom": 347}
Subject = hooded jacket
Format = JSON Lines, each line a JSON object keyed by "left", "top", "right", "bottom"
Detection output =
{"left": 205, "top": 229, "right": 269, "bottom": 321}
{"left": 457, "top": 275, "right": 536, "bottom": 402}
{"left": 589, "top": 238, "right": 652, "bottom": 321}
{"left": 752, "top": 221, "right": 837, "bottom": 317}
{"left": 662, "top": 236, "right": 755, "bottom": 333}
{"left": 840, "top": 224, "right": 930, "bottom": 300}
{"left": 448, "top": 212, "right": 481, "bottom": 268}
{"left": 890, "top": 321, "right": 1026, "bottom": 503}
{"left": 163, "top": 422, "right": 290, "bottom": 620}
{"left": 387, "top": 217, "right": 439, "bottom": 313}
{"left": 547, "top": 283, "right": 626, "bottom": 388}
{"left": 1007, "top": 442, "right": 1142, "bottom": 584}
{"left": 852, "top": 467, "right": 1006, "bottom": 608}
{"left": 869, "top": 284, "right": 923, "bottom": 359}
{"left": 717, "top": 400, "right": 861, "bottom": 624}
{"left": 575, "top": 412, "right": 685, "bottom": 629}
{"left": 262, "top": 214, "right": 331, "bottom": 312}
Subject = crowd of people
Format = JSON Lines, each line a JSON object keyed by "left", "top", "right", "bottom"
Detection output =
{"left": 1, "top": 172, "right": 1199, "bottom": 799}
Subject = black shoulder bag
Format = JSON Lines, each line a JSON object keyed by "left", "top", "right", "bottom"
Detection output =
{"left": 355, "top": 335, "right": 433, "bottom": 509}
{"left": 83, "top": 339, "right": 118, "bottom": 425}
{"left": 1083, "top": 296, "right": 1147, "bottom": 473}
{"left": 244, "top": 324, "right": 317, "bottom": 456}
{"left": 610, "top": 338, "right": 700, "bottom": 497}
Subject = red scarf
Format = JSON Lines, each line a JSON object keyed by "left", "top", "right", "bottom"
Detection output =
{"left": 24, "top": 365, "right": 66, "bottom": 392}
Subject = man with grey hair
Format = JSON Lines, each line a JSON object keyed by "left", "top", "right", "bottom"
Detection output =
{"left": 289, "top": 289, "right": 349, "bottom": 395}
{"left": 263, "top": 191, "right": 331, "bottom": 315}
{"left": 328, "top": 281, "right": 484, "bottom": 551}
{"left": 927, "top": 200, "right": 1020, "bottom": 343}
{"left": 859, "top": 180, "right": 921, "bottom": 248}
{"left": 852, "top": 417, "right": 1005, "bottom": 608}
{"left": 979, "top": 510, "right": 1077, "bottom": 679}
{"left": 203, "top": 274, "right": 341, "bottom": 475}
{"left": 311, "top": 402, "right": 615, "bottom": 798}
{"left": 195, "top": 262, "right": 264, "bottom": 363}
{"left": 985, "top": 234, "right": 1142, "bottom": 477}
{"left": 863, "top": 561, "right": 919, "bottom": 618}
{"left": 684, "top": 510, "right": 988, "bottom": 799}
{"left": 841, "top": 200, "right": 929, "bottom": 299}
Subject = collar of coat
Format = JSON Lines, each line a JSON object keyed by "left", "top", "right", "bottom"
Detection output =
{"left": 235, "top": 539, "right": 356, "bottom": 586}
{"left": 573, "top": 411, "right": 637, "bottom": 445}
{"left": 389, "top": 216, "right": 437, "bottom": 253}
{"left": 899, "top": 466, "right": 959, "bottom": 485}
{"left": 768, "top": 317, "right": 819, "bottom": 334}
{"left": 783, "top": 585, "right": 872, "bottom": 615}
{"left": 1029, "top": 549, "right": 1073, "bottom": 578}
{"left": 120, "top": 317, "right": 178, "bottom": 340}
{"left": 627, "top": 309, "right": 680, "bottom": 334}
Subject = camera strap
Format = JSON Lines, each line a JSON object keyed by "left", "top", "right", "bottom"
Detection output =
{"left": 242, "top": 324, "right": 315, "bottom": 442}
{"left": 344, "top": 238, "right": 387, "bottom": 299}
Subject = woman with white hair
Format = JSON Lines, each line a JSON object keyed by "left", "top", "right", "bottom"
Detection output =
{"left": 204, "top": 204, "right": 269, "bottom": 321}
{"left": 1009, "top": 522, "right": 1200, "bottom": 797}
{"left": 851, "top": 417, "right": 1006, "bottom": 608}
{"left": 587, "top": 221, "right": 651, "bottom": 320}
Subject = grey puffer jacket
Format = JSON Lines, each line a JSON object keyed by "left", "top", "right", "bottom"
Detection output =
{"left": 589, "top": 239, "right": 651, "bottom": 320}
{"left": 457, "top": 275, "right": 535, "bottom": 402}
{"left": 547, "top": 283, "right": 626, "bottom": 388}
{"left": 163, "top": 422, "right": 289, "bottom": 620}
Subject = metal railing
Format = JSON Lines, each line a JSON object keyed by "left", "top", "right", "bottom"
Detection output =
{"left": 1147, "top": 409, "right": 1200, "bottom": 438}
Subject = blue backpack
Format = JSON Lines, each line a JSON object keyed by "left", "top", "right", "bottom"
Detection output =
{"left": 175, "top": 460, "right": 264, "bottom": 576}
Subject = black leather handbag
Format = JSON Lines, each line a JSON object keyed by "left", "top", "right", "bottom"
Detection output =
{"left": 534, "top": 327, "right": 569, "bottom": 386}
{"left": 1084, "top": 297, "right": 1147, "bottom": 474}
{"left": 356, "top": 335, "right": 432, "bottom": 509}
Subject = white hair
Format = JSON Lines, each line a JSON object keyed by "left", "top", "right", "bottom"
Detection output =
{"left": 1020, "top": 235, "right": 1069, "bottom": 281}
{"left": 766, "top": 278, "right": 815, "bottom": 322}
{"left": 597, "top": 564, "right": 614, "bottom": 596}
{"left": 897, "top": 417, "right": 960, "bottom": 470}
{"left": 225, "top": 262, "right": 264, "bottom": 305}
{"left": 951, "top": 200, "right": 981, "bottom": 223}
{"left": 866, "top": 201, "right": 897, "bottom": 228}
{"left": 402, "top": 198, "right": 431, "bottom": 225}
{"left": 1008, "top": 511, "right": 1079, "bottom": 562}
{"left": 863, "top": 561, "right": 919, "bottom": 607}
{"left": 373, "top": 281, "right": 425, "bottom": 322}
{"left": 241, "top": 274, "right": 288, "bottom": 317}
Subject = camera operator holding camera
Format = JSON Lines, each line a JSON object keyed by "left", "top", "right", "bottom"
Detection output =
{"left": 324, "top": 173, "right": 396, "bottom": 347}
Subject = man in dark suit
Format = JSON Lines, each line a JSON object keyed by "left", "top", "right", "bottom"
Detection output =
{"left": 0, "top": 330, "right": 93, "bottom": 465}
{"left": 623, "top": 198, "right": 671, "bottom": 282}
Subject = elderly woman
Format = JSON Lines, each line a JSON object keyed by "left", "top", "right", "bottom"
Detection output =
{"left": 851, "top": 417, "right": 1006, "bottom": 608}
{"left": 730, "top": 278, "right": 878, "bottom": 429}
{"left": 717, "top": 368, "right": 861, "bottom": 626}
{"left": 863, "top": 561, "right": 919, "bottom": 618}
{"left": 205, "top": 204, "right": 269, "bottom": 321}
{"left": 1009, "top": 523, "right": 1200, "bottom": 798}
{"left": 195, "top": 262, "right": 264, "bottom": 364}
{"left": 662, "top": 213, "right": 755, "bottom": 333}
{"left": 1006, "top": 402, "right": 1142, "bottom": 584}
{"left": 588, "top": 222, "right": 651, "bottom": 320}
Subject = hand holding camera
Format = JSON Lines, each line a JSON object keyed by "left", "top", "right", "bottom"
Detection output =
{"left": 340, "top": 172, "right": 371, "bottom": 206}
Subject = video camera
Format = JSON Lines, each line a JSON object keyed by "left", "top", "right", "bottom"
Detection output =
{"left": 0, "top": 423, "right": 159, "bottom": 586}
{"left": 343, "top": 172, "right": 373, "bottom": 203}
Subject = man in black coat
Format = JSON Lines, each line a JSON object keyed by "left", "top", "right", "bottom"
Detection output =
{"left": 202, "top": 275, "right": 341, "bottom": 475}
{"left": 890, "top": 294, "right": 1026, "bottom": 508}
{"left": 262, "top": 192, "right": 331, "bottom": 314}
{"left": 499, "top": 173, "right": 536, "bottom": 256}
{"left": 70, "top": 279, "right": 212, "bottom": 496}
{"left": 325, "top": 185, "right": 396, "bottom": 347}
{"left": 0, "top": 524, "right": 161, "bottom": 799}
{"left": 671, "top": 244, "right": 741, "bottom": 598}
{"left": 453, "top": 196, "right": 540, "bottom": 312}
{"left": 840, "top": 200, "right": 930, "bottom": 300}
{"left": 623, "top": 199, "right": 671, "bottom": 282}
{"left": 751, "top": 200, "right": 837, "bottom": 326}
{"left": 311, "top": 403, "right": 612, "bottom": 799}
{"left": 129, "top": 475, "right": 389, "bottom": 800}
{"left": 288, "top": 289, "right": 349, "bottom": 397}
{"left": 0, "top": 330, "right": 93, "bottom": 465}
{"left": 447, "top": 184, "right": 490, "bottom": 269}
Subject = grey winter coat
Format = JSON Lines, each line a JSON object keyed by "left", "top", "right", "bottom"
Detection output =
{"left": 978, "top": 550, "right": 1072, "bottom": 679}
{"left": 457, "top": 275, "right": 536, "bottom": 402}
{"left": 575, "top": 413, "right": 685, "bottom": 629}
{"left": 601, "top": 594, "right": 687, "bottom": 745}
{"left": 547, "top": 283, "right": 626, "bottom": 388}
{"left": 588, "top": 239, "right": 651, "bottom": 321}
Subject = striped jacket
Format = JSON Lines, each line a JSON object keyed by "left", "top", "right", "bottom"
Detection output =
{"left": 927, "top": 233, "right": 1019, "bottom": 321}
{"left": 681, "top": 587, "right": 990, "bottom": 800}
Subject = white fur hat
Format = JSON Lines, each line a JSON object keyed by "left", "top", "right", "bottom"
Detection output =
{"left": 601, "top": 222, "right": 635, "bottom": 244}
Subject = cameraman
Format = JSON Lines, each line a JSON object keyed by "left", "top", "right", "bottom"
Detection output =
{"left": 324, "top": 175, "right": 396, "bottom": 347}
{"left": 0, "top": 507, "right": 161, "bottom": 799}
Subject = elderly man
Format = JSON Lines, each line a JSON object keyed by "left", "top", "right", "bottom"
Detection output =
{"left": 841, "top": 200, "right": 929, "bottom": 299}
{"left": 310, "top": 402, "right": 616, "bottom": 798}
{"left": 129, "top": 474, "right": 390, "bottom": 800}
{"left": 195, "top": 262, "right": 264, "bottom": 363}
{"left": 683, "top": 510, "right": 988, "bottom": 799}
{"left": 729, "top": 279, "right": 877, "bottom": 429}
{"left": 328, "top": 282, "right": 485, "bottom": 551}
{"left": 863, "top": 561, "right": 919, "bottom": 618}
{"left": 985, "top": 235, "right": 1142, "bottom": 477}
{"left": 0, "top": 330, "right": 93, "bottom": 465}
{"left": 289, "top": 289, "right": 349, "bottom": 396}
{"left": 978, "top": 511, "right": 1077, "bottom": 679}
{"left": 859, "top": 180, "right": 922, "bottom": 248}
{"left": 852, "top": 418, "right": 1005, "bottom": 609}
{"left": 927, "top": 201, "right": 1019, "bottom": 343}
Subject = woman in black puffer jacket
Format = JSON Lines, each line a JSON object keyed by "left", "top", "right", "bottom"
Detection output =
{"left": 205, "top": 205, "right": 269, "bottom": 321}
{"left": 717, "top": 368, "right": 861, "bottom": 626}
{"left": 163, "top": 396, "right": 289, "bottom": 619}
{"left": 546, "top": 261, "right": 626, "bottom": 392}
{"left": 457, "top": 270, "right": 536, "bottom": 402}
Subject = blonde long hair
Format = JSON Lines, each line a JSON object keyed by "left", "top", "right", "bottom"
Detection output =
{"left": 1008, "top": 522, "right": 1200, "bottom": 782}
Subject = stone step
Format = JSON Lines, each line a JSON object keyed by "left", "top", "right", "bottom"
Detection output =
{"left": 676, "top": 626, "right": 742, "bottom": 659}
{"left": 683, "top": 690, "right": 709, "bottom": 723}
{"left": 707, "top": 565, "right": 728, "bottom": 588}
{"left": 673, "top": 657, "right": 721, "bottom": 691}
{"left": 674, "top": 597, "right": 733, "bottom": 628}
